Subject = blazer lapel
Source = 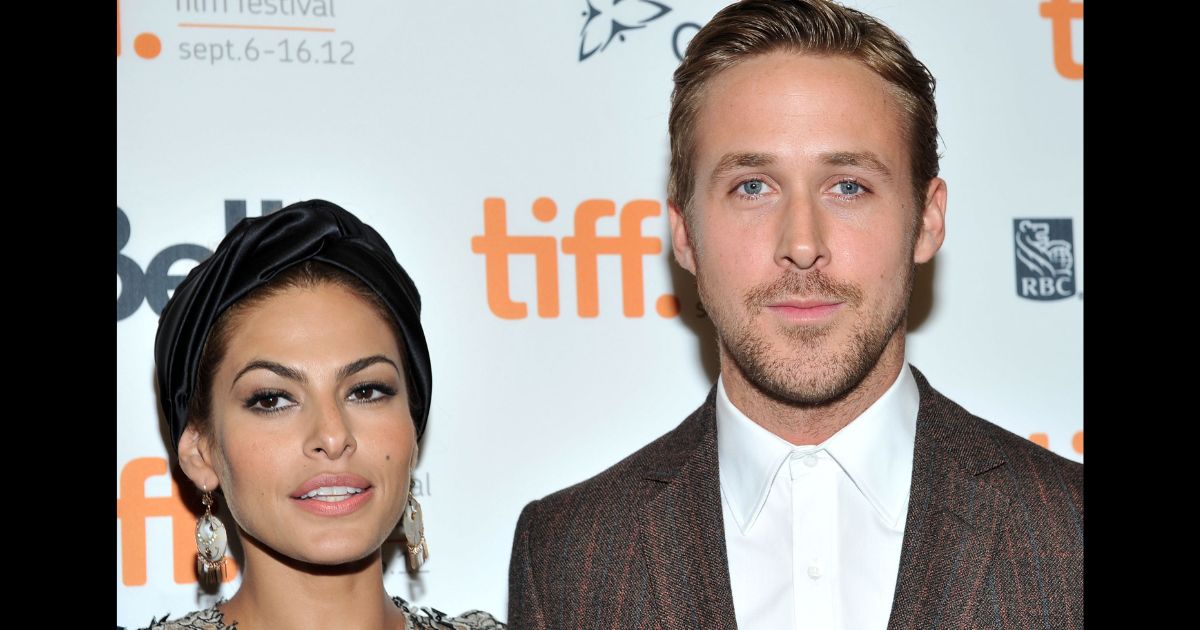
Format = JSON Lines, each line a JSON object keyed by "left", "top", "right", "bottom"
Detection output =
{"left": 638, "top": 390, "right": 739, "bottom": 630}
{"left": 887, "top": 368, "right": 1009, "bottom": 630}
{"left": 632, "top": 371, "right": 1010, "bottom": 629}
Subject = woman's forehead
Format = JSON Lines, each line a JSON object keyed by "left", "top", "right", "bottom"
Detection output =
{"left": 221, "top": 284, "right": 404, "bottom": 369}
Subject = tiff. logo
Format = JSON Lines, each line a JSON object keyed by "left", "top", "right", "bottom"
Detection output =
{"left": 471, "top": 198, "right": 680, "bottom": 320}
{"left": 116, "top": 458, "right": 240, "bottom": 586}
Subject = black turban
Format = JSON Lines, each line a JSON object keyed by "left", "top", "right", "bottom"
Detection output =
{"left": 154, "top": 199, "right": 432, "bottom": 453}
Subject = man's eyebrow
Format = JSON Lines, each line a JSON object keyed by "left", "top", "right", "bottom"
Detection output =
{"left": 708, "top": 150, "right": 894, "bottom": 185}
{"left": 709, "top": 152, "right": 776, "bottom": 183}
{"left": 820, "top": 151, "right": 894, "bottom": 181}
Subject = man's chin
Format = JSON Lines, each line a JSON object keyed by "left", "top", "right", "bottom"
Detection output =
{"left": 750, "top": 365, "right": 861, "bottom": 407}
{"left": 748, "top": 319, "right": 844, "bottom": 353}
{"left": 723, "top": 343, "right": 851, "bottom": 404}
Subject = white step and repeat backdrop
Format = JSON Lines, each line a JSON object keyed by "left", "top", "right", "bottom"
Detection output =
{"left": 117, "top": 0, "right": 1083, "bottom": 626}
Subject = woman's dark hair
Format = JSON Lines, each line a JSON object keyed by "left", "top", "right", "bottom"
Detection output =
{"left": 186, "top": 260, "right": 415, "bottom": 442}
{"left": 155, "top": 200, "right": 433, "bottom": 454}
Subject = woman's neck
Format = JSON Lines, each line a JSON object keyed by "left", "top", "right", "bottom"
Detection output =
{"left": 217, "top": 542, "right": 407, "bottom": 630}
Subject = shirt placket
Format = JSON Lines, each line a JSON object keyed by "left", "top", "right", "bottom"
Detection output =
{"left": 791, "top": 447, "right": 838, "bottom": 630}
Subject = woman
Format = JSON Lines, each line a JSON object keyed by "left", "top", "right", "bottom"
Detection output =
{"left": 144, "top": 200, "right": 503, "bottom": 629}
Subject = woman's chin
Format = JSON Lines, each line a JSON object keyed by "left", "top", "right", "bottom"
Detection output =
{"left": 245, "top": 529, "right": 386, "bottom": 572}
{"left": 297, "top": 544, "right": 376, "bottom": 564}
{"left": 289, "top": 538, "right": 384, "bottom": 568}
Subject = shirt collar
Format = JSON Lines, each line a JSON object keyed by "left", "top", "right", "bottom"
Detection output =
{"left": 716, "top": 364, "right": 919, "bottom": 534}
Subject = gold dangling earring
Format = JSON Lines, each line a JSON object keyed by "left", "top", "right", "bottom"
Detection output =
{"left": 195, "top": 486, "right": 228, "bottom": 585}
{"left": 402, "top": 478, "right": 429, "bottom": 570}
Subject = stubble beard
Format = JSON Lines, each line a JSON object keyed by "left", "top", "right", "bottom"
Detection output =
{"left": 702, "top": 264, "right": 916, "bottom": 408}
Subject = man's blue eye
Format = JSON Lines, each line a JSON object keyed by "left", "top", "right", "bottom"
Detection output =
{"left": 740, "top": 180, "right": 765, "bottom": 195}
{"left": 837, "top": 181, "right": 863, "bottom": 195}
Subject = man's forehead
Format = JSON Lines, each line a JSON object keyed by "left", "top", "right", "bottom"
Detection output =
{"left": 692, "top": 52, "right": 910, "bottom": 173}
{"left": 700, "top": 52, "right": 903, "bottom": 123}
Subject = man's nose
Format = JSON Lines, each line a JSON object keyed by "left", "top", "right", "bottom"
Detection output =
{"left": 774, "top": 193, "right": 829, "bottom": 271}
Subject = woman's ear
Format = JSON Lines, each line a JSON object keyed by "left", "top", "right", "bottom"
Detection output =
{"left": 177, "top": 424, "right": 221, "bottom": 492}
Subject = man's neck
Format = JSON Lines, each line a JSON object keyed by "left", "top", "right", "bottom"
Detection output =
{"left": 719, "top": 335, "right": 907, "bottom": 446}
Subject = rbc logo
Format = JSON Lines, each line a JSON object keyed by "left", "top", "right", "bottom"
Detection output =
{"left": 1014, "top": 218, "right": 1076, "bottom": 300}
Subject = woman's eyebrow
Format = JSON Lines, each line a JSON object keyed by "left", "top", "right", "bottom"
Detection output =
{"left": 231, "top": 360, "right": 304, "bottom": 389}
{"left": 230, "top": 355, "right": 400, "bottom": 390}
{"left": 337, "top": 355, "right": 401, "bottom": 381}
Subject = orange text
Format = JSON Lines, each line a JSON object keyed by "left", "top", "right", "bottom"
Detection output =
{"left": 1029, "top": 430, "right": 1083, "bottom": 455}
{"left": 116, "top": 457, "right": 239, "bottom": 585}
{"left": 471, "top": 198, "right": 668, "bottom": 319}
{"left": 1039, "top": 0, "right": 1083, "bottom": 79}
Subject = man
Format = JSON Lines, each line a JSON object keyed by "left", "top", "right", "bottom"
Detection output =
{"left": 507, "top": 1, "right": 1083, "bottom": 628}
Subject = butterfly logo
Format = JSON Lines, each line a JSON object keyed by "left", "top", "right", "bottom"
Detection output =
{"left": 579, "top": 0, "right": 673, "bottom": 61}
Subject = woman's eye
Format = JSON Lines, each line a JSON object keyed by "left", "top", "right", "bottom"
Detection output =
{"left": 246, "top": 392, "right": 295, "bottom": 413}
{"left": 348, "top": 384, "right": 395, "bottom": 402}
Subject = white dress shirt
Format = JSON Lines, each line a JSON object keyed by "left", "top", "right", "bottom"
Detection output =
{"left": 717, "top": 364, "right": 920, "bottom": 630}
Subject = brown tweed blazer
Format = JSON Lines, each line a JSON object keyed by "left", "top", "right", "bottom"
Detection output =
{"left": 507, "top": 367, "right": 1083, "bottom": 629}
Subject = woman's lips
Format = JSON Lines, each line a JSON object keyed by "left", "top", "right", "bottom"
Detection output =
{"left": 290, "top": 473, "right": 374, "bottom": 516}
{"left": 291, "top": 486, "right": 374, "bottom": 516}
{"left": 291, "top": 473, "right": 371, "bottom": 498}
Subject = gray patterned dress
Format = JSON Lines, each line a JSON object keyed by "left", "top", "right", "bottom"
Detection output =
{"left": 133, "top": 596, "right": 504, "bottom": 629}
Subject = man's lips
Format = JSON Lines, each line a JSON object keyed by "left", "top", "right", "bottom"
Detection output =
{"left": 764, "top": 299, "right": 844, "bottom": 321}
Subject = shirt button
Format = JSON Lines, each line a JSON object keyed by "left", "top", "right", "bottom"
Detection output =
{"left": 803, "top": 454, "right": 819, "bottom": 467}
{"left": 807, "top": 565, "right": 823, "bottom": 579}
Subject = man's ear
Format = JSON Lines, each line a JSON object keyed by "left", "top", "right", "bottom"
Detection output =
{"left": 913, "top": 177, "right": 947, "bottom": 264}
{"left": 177, "top": 423, "right": 221, "bottom": 493}
{"left": 668, "top": 201, "right": 698, "bottom": 275}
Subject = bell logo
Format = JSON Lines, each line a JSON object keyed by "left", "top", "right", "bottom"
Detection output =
{"left": 117, "top": 200, "right": 283, "bottom": 321}
{"left": 471, "top": 197, "right": 679, "bottom": 319}
{"left": 116, "top": 457, "right": 239, "bottom": 585}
